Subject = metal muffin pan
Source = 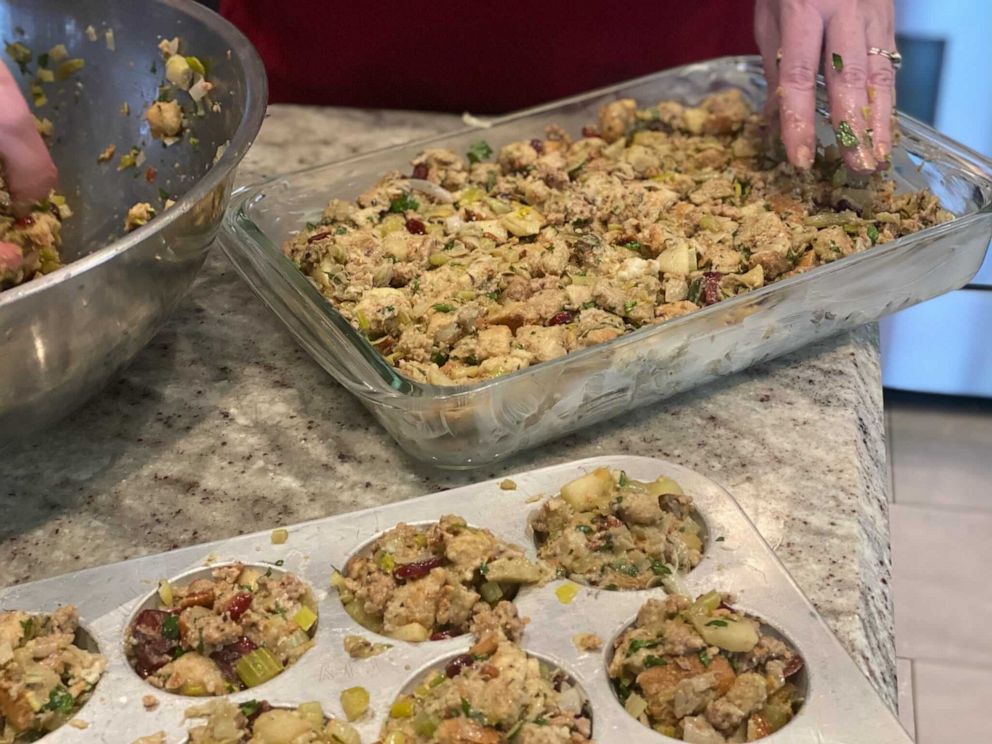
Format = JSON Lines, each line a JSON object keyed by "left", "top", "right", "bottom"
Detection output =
{"left": 0, "top": 455, "right": 910, "bottom": 743}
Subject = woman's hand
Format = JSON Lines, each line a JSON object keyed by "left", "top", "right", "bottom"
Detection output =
{"left": 0, "top": 60, "right": 57, "bottom": 205}
{"left": 755, "top": 0, "right": 897, "bottom": 173}
{"left": 0, "top": 60, "right": 57, "bottom": 278}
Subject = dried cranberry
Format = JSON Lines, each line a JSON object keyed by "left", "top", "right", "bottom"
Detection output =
{"left": 430, "top": 629, "right": 457, "bottom": 641}
{"left": 129, "top": 609, "right": 177, "bottom": 676}
{"left": 547, "top": 310, "right": 574, "bottom": 326}
{"left": 782, "top": 655, "right": 805, "bottom": 678}
{"left": 307, "top": 231, "right": 331, "bottom": 244}
{"left": 701, "top": 271, "right": 723, "bottom": 306}
{"left": 581, "top": 126, "right": 600, "bottom": 138}
{"left": 226, "top": 592, "right": 253, "bottom": 621}
{"left": 210, "top": 636, "right": 258, "bottom": 683}
{"left": 530, "top": 138, "right": 544, "bottom": 154}
{"left": 145, "top": 166, "right": 157, "bottom": 183}
{"left": 412, "top": 163, "right": 429, "bottom": 180}
{"left": 132, "top": 609, "right": 170, "bottom": 635}
{"left": 13, "top": 216, "right": 34, "bottom": 229}
{"left": 405, "top": 218, "right": 426, "bottom": 235}
{"left": 393, "top": 556, "right": 445, "bottom": 581}
{"left": 444, "top": 653, "right": 476, "bottom": 678}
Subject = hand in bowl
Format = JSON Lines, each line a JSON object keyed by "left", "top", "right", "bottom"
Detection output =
{"left": 0, "top": 59, "right": 58, "bottom": 277}
{"left": 755, "top": 0, "right": 897, "bottom": 173}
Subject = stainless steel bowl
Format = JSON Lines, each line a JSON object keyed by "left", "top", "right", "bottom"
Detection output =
{"left": 0, "top": 0, "right": 266, "bottom": 441}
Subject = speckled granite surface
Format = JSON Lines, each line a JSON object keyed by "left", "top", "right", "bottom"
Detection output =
{"left": 0, "top": 105, "right": 896, "bottom": 704}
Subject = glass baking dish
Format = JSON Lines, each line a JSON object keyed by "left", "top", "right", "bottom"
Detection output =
{"left": 219, "top": 56, "right": 992, "bottom": 468}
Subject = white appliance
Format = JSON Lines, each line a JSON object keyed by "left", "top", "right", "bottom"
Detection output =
{"left": 880, "top": 0, "right": 992, "bottom": 396}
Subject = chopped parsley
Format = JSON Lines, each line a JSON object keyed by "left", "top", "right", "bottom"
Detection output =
{"left": 576, "top": 524, "right": 594, "bottom": 534}
{"left": 831, "top": 53, "right": 844, "bottom": 72}
{"left": 644, "top": 655, "right": 668, "bottom": 668}
{"left": 626, "top": 638, "right": 662, "bottom": 657}
{"left": 432, "top": 303, "right": 454, "bottom": 313}
{"left": 239, "top": 700, "right": 261, "bottom": 717}
{"left": 459, "top": 698, "right": 487, "bottom": 723}
{"left": 698, "top": 649, "right": 712, "bottom": 667}
{"left": 45, "top": 686, "right": 75, "bottom": 713}
{"left": 161, "top": 614, "right": 180, "bottom": 640}
{"left": 479, "top": 562, "right": 488, "bottom": 576}
{"left": 623, "top": 300, "right": 637, "bottom": 315}
{"left": 37, "top": 52, "right": 49, "bottom": 68}
{"left": 466, "top": 140, "right": 493, "bottom": 164}
{"left": 274, "top": 559, "right": 285, "bottom": 567}
{"left": 336, "top": 225, "right": 348, "bottom": 235}
{"left": 836, "top": 121, "right": 859, "bottom": 148}
{"left": 714, "top": 536, "right": 725, "bottom": 542}
{"left": 19, "top": 618, "right": 35, "bottom": 639}
{"left": 622, "top": 240, "right": 642, "bottom": 252}
{"left": 388, "top": 193, "right": 419, "bottom": 213}
{"left": 618, "top": 471, "right": 629, "bottom": 487}
{"left": 486, "top": 290, "right": 500, "bottom": 300}
{"left": 867, "top": 224, "right": 880, "bottom": 245}
{"left": 431, "top": 351, "right": 449, "bottom": 366}
{"left": 705, "top": 619, "right": 729, "bottom": 627}
{"left": 650, "top": 560, "right": 672, "bottom": 577}
{"left": 613, "top": 561, "right": 639, "bottom": 577}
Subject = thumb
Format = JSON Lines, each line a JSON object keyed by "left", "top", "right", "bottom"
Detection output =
{"left": 0, "top": 241, "right": 25, "bottom": 275}
{"left": 0, "top": 61, "right": 57, "bottom": 204}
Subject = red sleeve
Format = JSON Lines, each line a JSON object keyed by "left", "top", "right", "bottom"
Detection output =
{"left": 221, "top": 1, "right": 758, "bottom": 112}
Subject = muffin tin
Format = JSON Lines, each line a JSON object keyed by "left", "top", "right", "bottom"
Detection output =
{"left": 0, "top": 455, "right": 910, "bottom": 743}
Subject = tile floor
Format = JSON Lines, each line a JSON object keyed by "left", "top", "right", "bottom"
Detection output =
{"left": 886, "top": 390, "right": 992, "bottom": 743}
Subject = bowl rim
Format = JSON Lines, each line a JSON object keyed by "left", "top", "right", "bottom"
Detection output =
{"left": 0, "top": 0, "right": 268, "bottom": 309}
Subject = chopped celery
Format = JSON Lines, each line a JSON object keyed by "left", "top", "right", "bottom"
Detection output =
{"left": 555, "top": 582, "right": 579, "bottom": 605}
{"left": 340, "top": 686, "right": 369, "bottom": 721}
{"left": 413, "top": 711, "right": 440, "bottom": 736}
{"left": 297, "top": 701, "right": 324, "bottom": 728}
{"left": 389, "top": 695, "right": 414, "bottom": 718}
{"left": 479, "top": 580, "right": 504, "bottom": 604}
{"left": 270, "top": 528, "right": 288, "bottom": 544}
{"left": 234, "top": 647, "right": 284, "bottom": 688}
{"left": 292, "top": 605, "right": 318, "bottom": 632}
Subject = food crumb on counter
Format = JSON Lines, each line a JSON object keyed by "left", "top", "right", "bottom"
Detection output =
{"left": 555, "top": 581, "right": 580, "bottom": 604}
{"left": 573, "top": 632, "right": 603, "bottom": 651}
{"left": 142, "top": 694, "right": 159, "bottom": 710}
{"left": 343, "top": 634, "right": 392, "bottom": 659}
{"left": 270, "top": 528, "right": 289, "bottom": 544}
{"left": 97, "top": 144, "right": 116, "bottom": 163}
{"left": 131, "top": 733, "right": 165, "bottom": 744}
{"left": 84, "top": 25, "right": 97, "bottom": 42}
{"left": 67, "top": 719, "right": 89, "bottom": 730}
{"left": 499, "top": 478, "right": 517, "bottom": 491}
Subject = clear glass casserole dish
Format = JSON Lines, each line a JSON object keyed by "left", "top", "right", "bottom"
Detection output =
{"left": 219, "top": 56, "right": 992, "bottom": 468}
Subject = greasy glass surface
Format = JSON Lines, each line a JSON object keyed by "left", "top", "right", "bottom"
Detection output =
{"left": 221, "top": 57, "right": 992, "bottom": 466}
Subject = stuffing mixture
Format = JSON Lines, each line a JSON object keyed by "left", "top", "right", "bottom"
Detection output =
{"left": 0, "top": 170, "right": 66, "bottom": 291}
{"left": 333, "top": 515, "right": 549, "bottom": 642}
{"left": 380, "top": 631, "right": 592, "bottom": 743}
{"left": 0, "top": 606, "right": 106, "bottom": 742}
{"left": 124, "top": 562, "right": 317, "bottom": 696}
{"left": 180, "top": 698, "right": 360, "bottom": 744}
{"left": 284, "top": 89, "right": 954, "bottom": 385}
{"left": 531, "top": 468, "right": 702, "bottom": 589}
{"left": 609, "top": 592, "right": 804, "bottom": 742}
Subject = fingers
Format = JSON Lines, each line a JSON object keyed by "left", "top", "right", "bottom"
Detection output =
{"left": 823, "top": 6, "right": 876, "bottom": 172}
{"left": 0, "top": 241, "right": 24, "bottom": 276}
{"left": 0, "top": 61, "right": 57, "bottom": 205}
{"left": 777, "top": 0, "right": 824, "bottom": 169}
{"left": 754, "top": 0, "right": 781, "bottom": 122}
{"left": 865, "top": 3, "right": 897, "bottom": 165}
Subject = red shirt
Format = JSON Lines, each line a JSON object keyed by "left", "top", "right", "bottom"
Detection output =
{"left": 220, "top": 1, "right": 758, "bottom": 112}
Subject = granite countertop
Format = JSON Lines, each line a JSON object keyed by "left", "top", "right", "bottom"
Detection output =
{"left": 0, "top": 105, "right": 896, "bottom": 704}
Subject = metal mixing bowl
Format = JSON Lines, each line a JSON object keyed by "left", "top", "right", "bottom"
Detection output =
{"left": 0, "top": 0, "right": 266, "bottom": 441}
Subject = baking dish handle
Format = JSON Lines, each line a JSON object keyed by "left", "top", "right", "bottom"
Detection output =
{"left": 219, "top": 205, "right": 410, "bottom": 399}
